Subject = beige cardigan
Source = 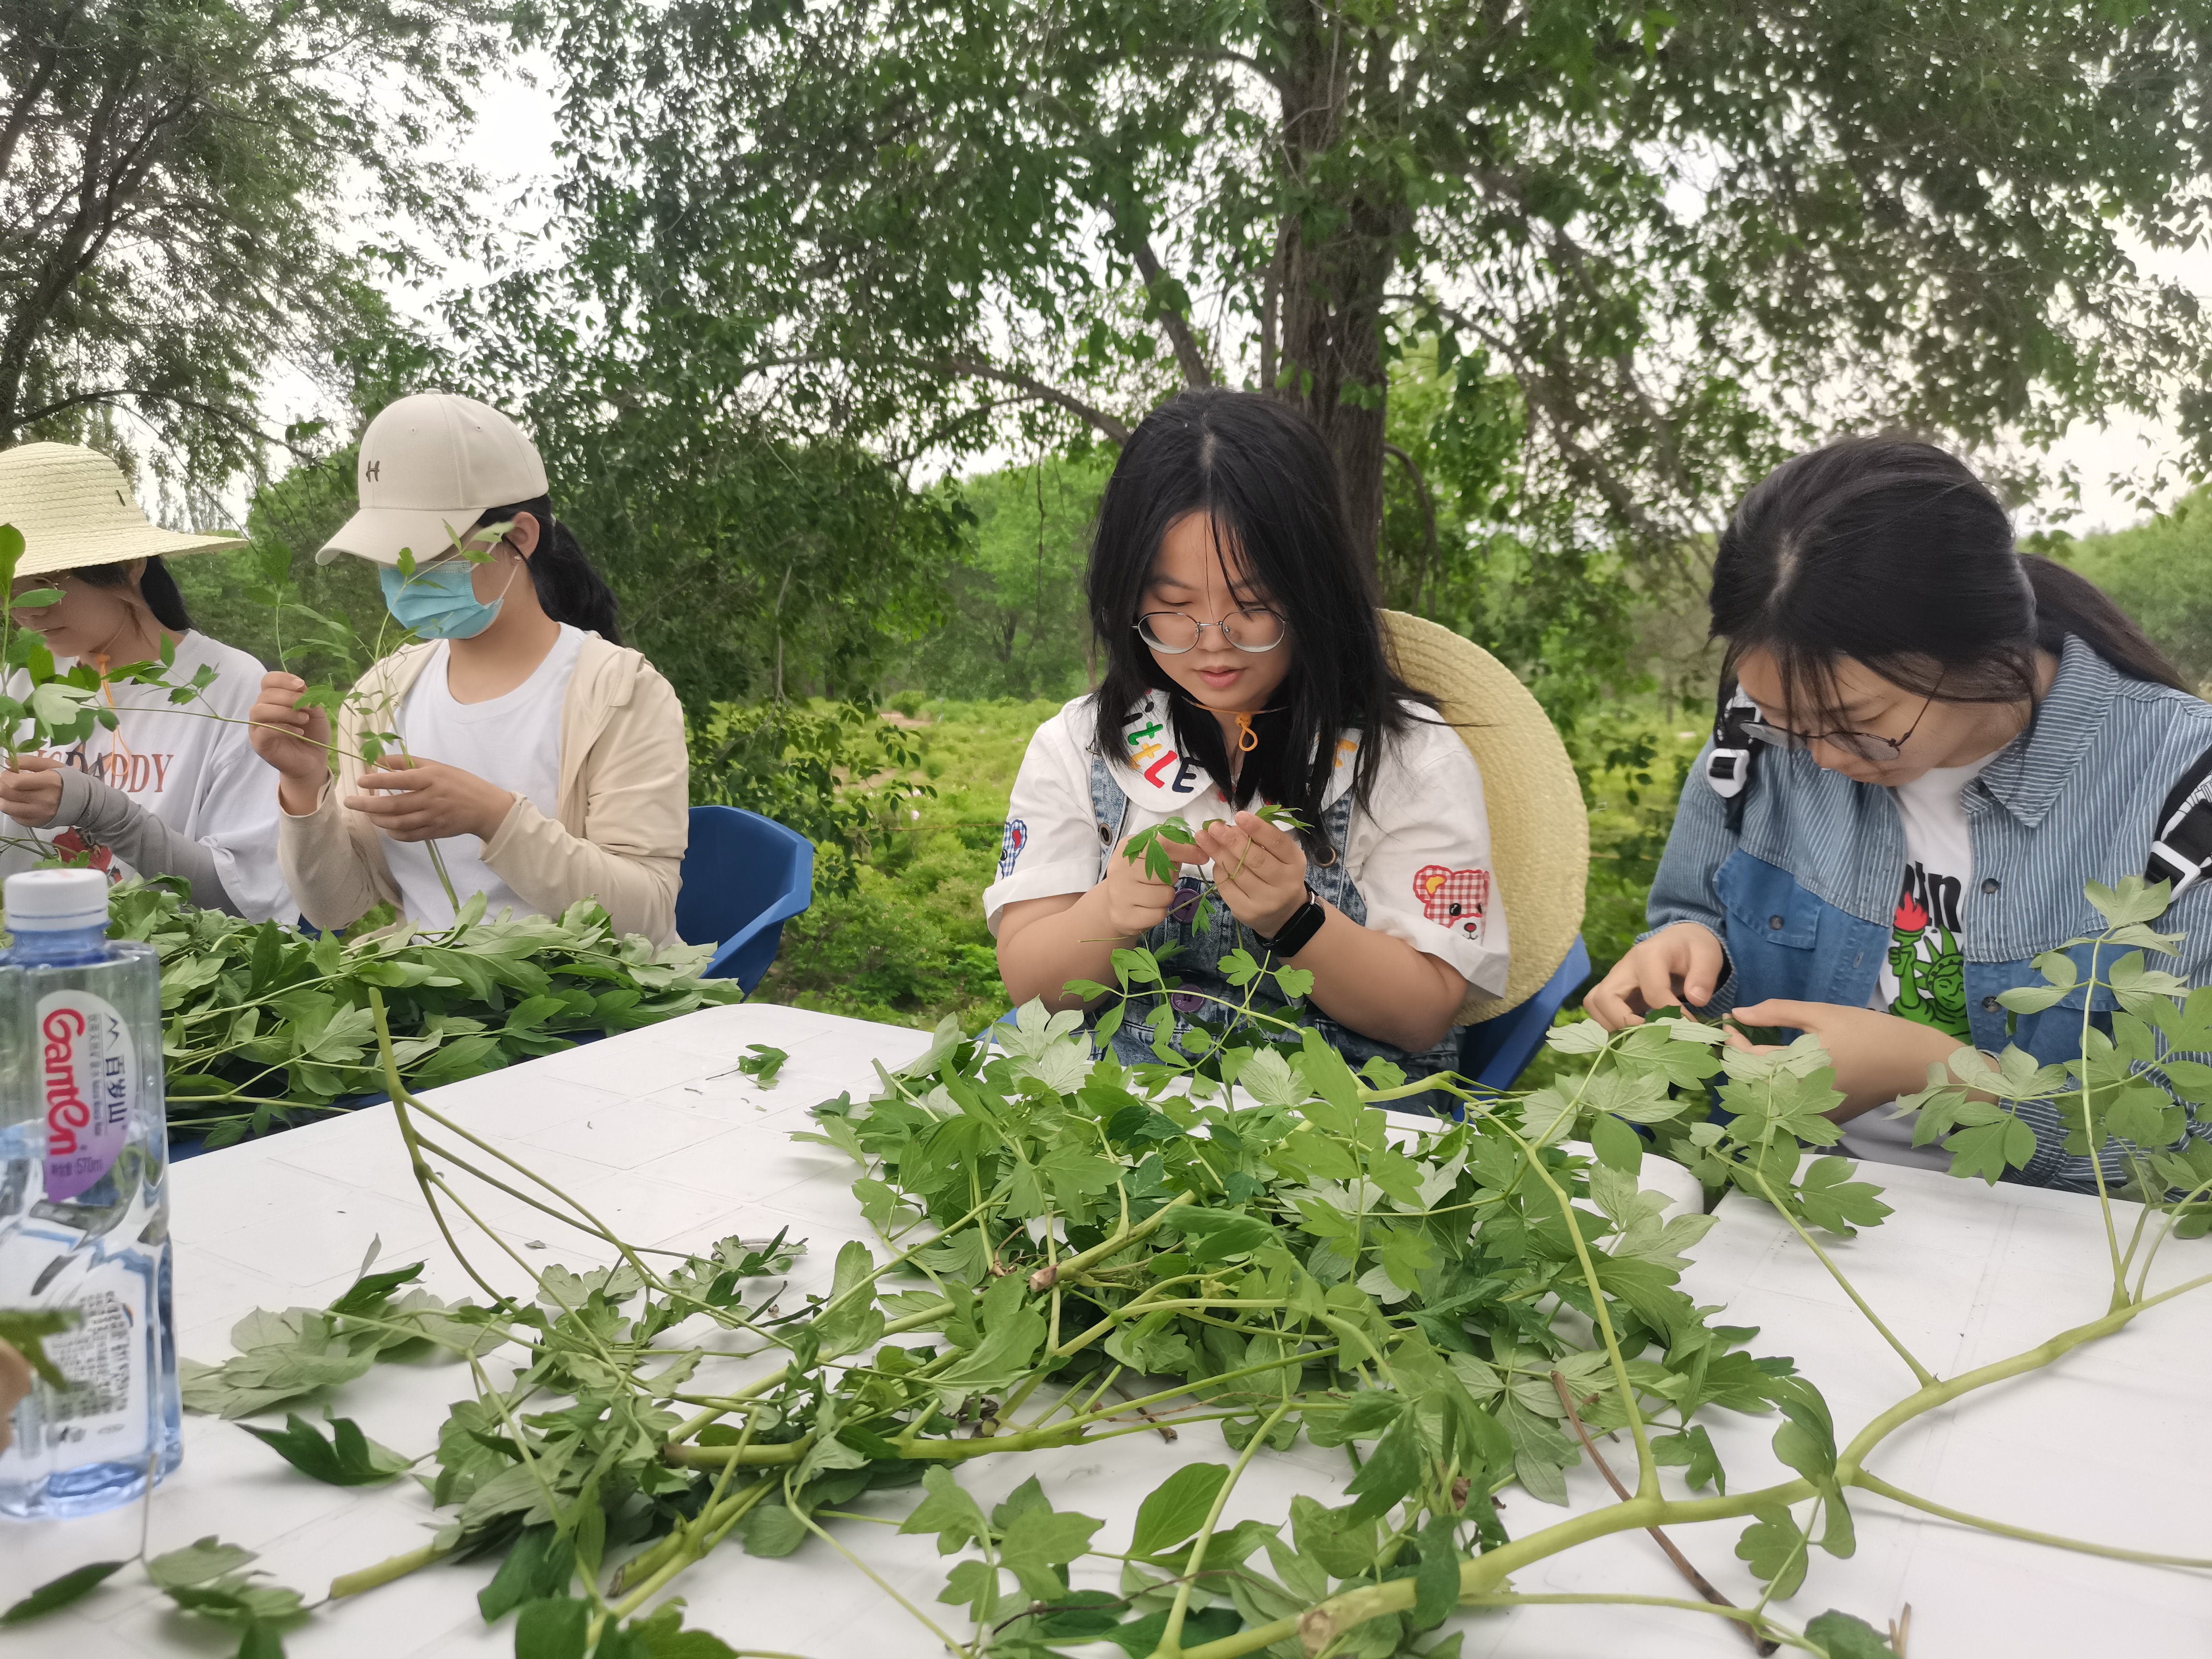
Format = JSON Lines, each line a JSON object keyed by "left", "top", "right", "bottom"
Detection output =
{"left": 278, "top": 635, "right": 689, "bottom": 943}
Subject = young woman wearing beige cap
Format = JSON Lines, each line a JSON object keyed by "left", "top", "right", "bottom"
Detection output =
{"left": 246, "top": 393, "right": 689, "bottom": 943}
{"left": 0, "top": 442, "right": 295, "bottom": 919}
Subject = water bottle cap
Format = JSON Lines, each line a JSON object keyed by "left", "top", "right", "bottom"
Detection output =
{"left": 5, "top": 867, "right": 112, "bottom": 932}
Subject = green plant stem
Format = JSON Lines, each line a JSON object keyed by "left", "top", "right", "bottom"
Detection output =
{"left": 1029, "top": 1191, "right": 1195, "bottom": 1290}
{"left": 1180, "top": 1264, "right": 2212, "bottom": 1659}
{"left": 1748, "top": 1167, "right": 1936, "bottom": 1388}
{"left": 1505, "top": 1120, "right": 1657, "bottom": 1498}
{"left": 2129, "top": 1173, "right": 2212, "bottom": 1303}
{"left": 788, "top": 1489, "right": 972, "bottom": 1657}
{"left": 2077, "top": 938, "right": 2129, "bottom": 1310}
{"left": 1851, "top": 1471, "right": 2212, "bottom": 1568}
{"left": 1156, "top": 1398, "right": 1292, "bottom": 1657}
{"left": 327, "top": 1541, "right": 451, "bottom": 1599}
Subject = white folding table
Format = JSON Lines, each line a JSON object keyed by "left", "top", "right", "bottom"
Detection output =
{"left": 9, "top": 1002, "right": 2209, "bottom": 1656}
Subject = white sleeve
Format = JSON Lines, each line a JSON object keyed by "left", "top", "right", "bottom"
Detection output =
{"left": 180, "top": 654, "right": 297, "bottom": 923}
{"left": 982, "top": 706, "right": 1107, "bottom": 936}
{"left": 1345, "top": 725, "right": 1511, "bottom": 997}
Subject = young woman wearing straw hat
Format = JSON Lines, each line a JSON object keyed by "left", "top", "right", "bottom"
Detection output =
{"left": 1588, "top": 437, "right": 2212, "bottom": 1190}
{"left": 0, "top": 443, "right": 294, "bottom": 920}
{"left": 991, "top": 389, "right": 1576, "bottom": 1085}
{"left": 246, "top": 394, "right": 688, "bottom": 944}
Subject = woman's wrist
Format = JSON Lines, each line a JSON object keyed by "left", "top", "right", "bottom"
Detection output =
{"left": 277, "top": 774, "right": 325, "bottom": 817}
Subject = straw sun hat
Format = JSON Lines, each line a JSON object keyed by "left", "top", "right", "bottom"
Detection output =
{"left": 0, "top": 442, "right": 245, "bottom": 576}
{"left": 1380, "top": 609, "right": 1590, "bottom": 1026}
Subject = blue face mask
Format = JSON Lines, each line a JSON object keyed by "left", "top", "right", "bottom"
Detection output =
{"left": 379, "top": 561, "right": 503, "bottom": 640}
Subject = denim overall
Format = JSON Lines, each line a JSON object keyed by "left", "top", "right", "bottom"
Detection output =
{"left": 1086, "top": 753, "right": 1459, "bottom": 1097}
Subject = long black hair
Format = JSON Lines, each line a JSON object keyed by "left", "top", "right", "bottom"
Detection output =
{"left": 473, "top": 497, "right": 623, "bottom": 644}
{"left": 73, "top": 555, "right": 192, "bottom": 632}
{"left": 1711, "top": 435, "right": 2186, "bottom": 729}
{"left": 1089, "top": 389, "right": 1427, "bottom": 831}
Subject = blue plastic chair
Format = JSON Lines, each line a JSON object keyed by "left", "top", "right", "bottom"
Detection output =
{"left": 676, "top": 805, "right": 817, "bottom": 992}
{"left": 1455, "top": 933, "right": 1592, "bottom": 1090}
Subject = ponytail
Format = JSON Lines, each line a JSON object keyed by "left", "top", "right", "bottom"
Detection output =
{"left": 72, "top": 555, "right": 193, "bottom": 632}
{"left": 2022, "top": 554, "right": 2186, "bottom": 692}
{"left": 474, "top": 496, "right": 623, "bottom": 644}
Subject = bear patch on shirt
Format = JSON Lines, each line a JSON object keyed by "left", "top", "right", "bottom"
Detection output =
{"left": 1415, "top": 865, "right": 1489, "bottom": 942}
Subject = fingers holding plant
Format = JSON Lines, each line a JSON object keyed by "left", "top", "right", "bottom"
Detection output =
{"left": 0, "top": 751, "right": 66, "bottom": 828}
{"left": 348, "top": 756, "right": 516, "bottom": 843}
{"left": 1100, "top": 830, "right": 1196, "bottom": 937}
{"left": 1195, "top": 809, "right": 1310, "bottom": 938}
{"left": 248, "top": 671, "right": 335, "bottom": 809}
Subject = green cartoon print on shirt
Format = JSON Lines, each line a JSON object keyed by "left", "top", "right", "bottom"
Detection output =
{"left": 1888, "top": 865, "right": 1970, "bottom": 1039}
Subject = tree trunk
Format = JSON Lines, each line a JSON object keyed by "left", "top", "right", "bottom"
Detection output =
{"left": 1271, "top": 1, "right": 1405, "bottom": 580}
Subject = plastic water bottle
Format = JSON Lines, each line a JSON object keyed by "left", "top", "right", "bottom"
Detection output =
{"left": 0, "top": 867, "right": 178, "bottom": 1517}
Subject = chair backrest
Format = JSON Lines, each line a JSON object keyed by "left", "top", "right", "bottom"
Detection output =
{"left": 676, "top": 805, "right": 815, "bottom": 972}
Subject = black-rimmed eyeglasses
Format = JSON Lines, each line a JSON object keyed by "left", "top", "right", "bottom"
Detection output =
{"left": 1742, "top": 687, "right": 1939, "bottom": 762}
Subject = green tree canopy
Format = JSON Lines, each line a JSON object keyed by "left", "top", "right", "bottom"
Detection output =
{"left": 0, "top": 0, "right": 508, "bottom": 487}
{"left": 517, "top": 0, "right": 2212, "bottom": 572}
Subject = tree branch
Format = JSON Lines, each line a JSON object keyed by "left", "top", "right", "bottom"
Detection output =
{"left": 1382, "top": 441, "right": 1437, "bottom": 559}
{"left": 0, "top": 1, "right": 84, "bottom": 182}
{"left": 1120, "top": 224, "right": 1213, "bottom": 391}
{"left": 933, "top": 357, "right": 1132, "bottom": 444}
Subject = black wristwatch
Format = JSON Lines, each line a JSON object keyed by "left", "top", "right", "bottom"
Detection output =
{"left": 1257, "top": 884, "right": 1326, "bottom": 959}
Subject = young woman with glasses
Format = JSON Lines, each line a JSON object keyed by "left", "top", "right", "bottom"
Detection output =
{"left": 1588, "top": 436, "right": 2212, "bottom": 1188}
{"left": 988, "top": 389, "right": 1510, "bottom": 1077}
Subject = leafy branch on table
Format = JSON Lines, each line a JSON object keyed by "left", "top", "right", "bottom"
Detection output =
{"left": 9, "top": 881, "right": 2212, "bottom": 1659}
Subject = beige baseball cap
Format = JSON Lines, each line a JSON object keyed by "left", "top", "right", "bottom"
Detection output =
{"left": 0, "top": 443, "right": 246, "bottom": 575}
{"left": 317, "top": 392, "right": 548, "bottom": 566}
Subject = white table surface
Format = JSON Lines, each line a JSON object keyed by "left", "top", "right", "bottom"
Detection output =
{"left": 9, "top": 1002, "right": 2212, "bottom": 1657}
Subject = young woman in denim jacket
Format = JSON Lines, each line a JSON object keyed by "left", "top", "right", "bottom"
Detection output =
{"left": 1588, "top": 437, "right": 2212, "bottom": 1190}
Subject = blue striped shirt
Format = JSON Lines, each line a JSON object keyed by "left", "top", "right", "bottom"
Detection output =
{"left": 1648, "top": 635, "right": 2212, "bottom": 1191}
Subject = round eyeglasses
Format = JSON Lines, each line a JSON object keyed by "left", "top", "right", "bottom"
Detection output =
{"left": 1137, "top": 609, "right": 1287, "bottom": 654}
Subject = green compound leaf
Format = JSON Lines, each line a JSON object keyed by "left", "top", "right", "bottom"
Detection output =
{"left": 148, "top": 1537, "right": 259, "bottom": 1590}
{"left": 1803, "top": 1608, "right": 1897, "bottom": 1658}
{"left": 479, "top": 1525, "right": 576, "bottom": 1621}
{"left": 0, "top": 1560, "right": 127, "bottom": 1624}
{"left": 0, "top": 1309, "right": 79, "bottom": 1387}
{"left": 515, "top": 1595, "right": 590, "bottom": 1659}
{"left": 1129, "top": 1461, "right": 1228, "bottom": 1556}
{"left": 238, "top": 1413, "right": 414, "bottom": 1486}
{"left": 1734, "top": 1506, "right": 1809, "bottom": 1600}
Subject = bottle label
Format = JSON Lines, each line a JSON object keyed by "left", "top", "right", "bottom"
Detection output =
{"left": 38, "top": 991, "right": 135, "bottom": 1203}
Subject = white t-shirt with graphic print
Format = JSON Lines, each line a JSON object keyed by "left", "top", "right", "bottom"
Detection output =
{"left": 982, "top": 690, "right": 1511, "bottom": 998}
{"left": 4, "top": 629, "right": 293, "bottom": 920}
{"left": 1840, "top": 753, "right": 1995, "bottom": 1171}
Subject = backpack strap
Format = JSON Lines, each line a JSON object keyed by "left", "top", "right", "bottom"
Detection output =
{"left": 2148, "top": 741, "right": 2212, "bottom": 900}
{"left": 1705, "top": 678, "right": 1761, "bottom": 833}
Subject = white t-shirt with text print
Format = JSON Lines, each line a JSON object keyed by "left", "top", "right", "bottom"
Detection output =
{"left": 983, "top": 690, "right": 1511, "bottom": 998}
{"left": 6, "top": 629, "right": 293, "bottom": 920}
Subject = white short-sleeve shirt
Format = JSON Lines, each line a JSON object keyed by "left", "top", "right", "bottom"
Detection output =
{"left": 982, "top": 691, "right": 1511, "bottom": 997}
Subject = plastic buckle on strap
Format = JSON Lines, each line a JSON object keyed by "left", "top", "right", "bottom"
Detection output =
{"left": 2149, "top": 840, "right": 2209, "bottom": 902}
{"left": 1705, "top": 745, "right": 1752, "bottom": 799}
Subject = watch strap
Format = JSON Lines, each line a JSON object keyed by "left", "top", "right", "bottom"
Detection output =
{"left": 1258, "top": 885, "right": 1326, "bottom": 958}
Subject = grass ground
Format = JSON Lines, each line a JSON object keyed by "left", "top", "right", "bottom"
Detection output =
{"left": 749, "top": 695, "right": 1702, "bottom": 1038}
